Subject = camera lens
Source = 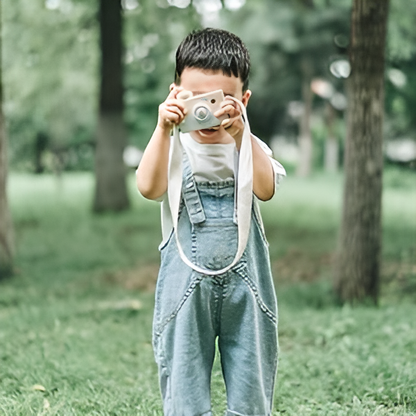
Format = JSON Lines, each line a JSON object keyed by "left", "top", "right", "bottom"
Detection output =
{"left": 194, "top": 105, "right": 210, "bottom": 122}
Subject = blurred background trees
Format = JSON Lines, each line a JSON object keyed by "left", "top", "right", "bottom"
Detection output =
{"left": 3, "top": 0, "right": 98, "bottom": 173}
{"left": 226, "top": 0, "right": 350, "bottom": 176}
{"left": 3, "top": 0, "right": 415, "bottom": 175}
{"left": 1, "top": 0, "right": 415, "bottom": 299}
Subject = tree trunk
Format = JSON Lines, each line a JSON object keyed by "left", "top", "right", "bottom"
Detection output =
{"left": 324, "top": 102, "right": 338, "bottom": 173}
{"left": 296, "top": 57, "right": 313, "bottom": 177}
{"left": 34, "top": 131, "right": 48, "bottom": 174}
{"left": 0, "top": 2, "right": 14, "bottom": 278}
{"left": 93, "top": 0, "right": 129, "bottom": 212}
{"left": 334, "top": 0, "right": 389, "bottom": 304}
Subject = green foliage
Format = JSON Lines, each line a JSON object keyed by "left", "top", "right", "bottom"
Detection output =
{"left": 221, "top": 0, "right": 350, "bottom": 142}
{"left": 123, "top": 2, "right": 201, "bottom": 149}
{"left": 2, "top": 0, "right": 416, "bottom": 171}
{"left": 3, "top": 0, "right": 203, "bottom": 169}
{"left": 383, "top": 0, "right": 416, "bottom": 139}
{"left": 385, "top": 56, "right": 416, "bottom": 138}
{"left": 0, "top": 170, "right": 415, "bottom": 414}
{"left": 3, "top": 0, "right": 98, "bottom": 170}
{"left": 387, "top": 0, "right": 416, "bottom": 62}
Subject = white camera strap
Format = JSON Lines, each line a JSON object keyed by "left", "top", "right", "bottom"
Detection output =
{"left": 168, "top": 97, "right": 253, "bottom": 276}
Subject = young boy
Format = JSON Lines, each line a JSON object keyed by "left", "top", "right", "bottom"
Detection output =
{"left": 137, "top": 28, "right": 285, "bottom": 416}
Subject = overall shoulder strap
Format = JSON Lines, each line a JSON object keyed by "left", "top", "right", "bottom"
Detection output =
{"left": 182, "top": 152, "right": 206, "bottom": 225}
{"left": 168, "top": 99, "right": 253, "bottom": 276}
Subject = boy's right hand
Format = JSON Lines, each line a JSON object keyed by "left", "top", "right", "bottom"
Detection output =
{"left": 157, "top": 85, "right": 188, "bottom": 131}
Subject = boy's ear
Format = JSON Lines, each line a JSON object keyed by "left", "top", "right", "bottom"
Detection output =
{"left": 169, "top": 83, "right": 176, "bottom": 91}
{"left": 242, "top": 89, "right": 252, "bottom": 107}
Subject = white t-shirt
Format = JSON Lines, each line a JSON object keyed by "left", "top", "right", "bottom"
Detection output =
{"left": 154, "top": 132, "right": 286, "bottom": 248}
{"left": 180, "top": 133, "right": 236, "bottom": 182}
{"left": 180, "top": 133, "right": 286, "bottom": 184}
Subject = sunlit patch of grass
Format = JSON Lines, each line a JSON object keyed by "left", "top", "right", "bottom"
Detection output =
{"left": 276, "top": 293, "right": 416, "bottom": 415}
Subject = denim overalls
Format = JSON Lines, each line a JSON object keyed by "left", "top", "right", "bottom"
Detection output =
{"left": 153, "top": 156, "right": 278, "bottom": 416}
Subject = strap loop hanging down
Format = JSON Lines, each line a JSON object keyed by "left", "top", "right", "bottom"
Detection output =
{"left": 167, "top": 97, "right": 253, "bottom": 276}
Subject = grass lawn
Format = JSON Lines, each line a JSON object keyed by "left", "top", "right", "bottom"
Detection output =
{"left": 0, "top": 167, "right": 415, "bottom": 415}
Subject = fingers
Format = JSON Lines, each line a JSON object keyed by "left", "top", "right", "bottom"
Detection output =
{"left": 158, "top": 87, "right": 188, "bottom": 129}
{"left": 214, "top": 96, "right": 241, "bottom": 119}
{"left": 218, "top": 97, "right": 245, "bottom": 141}
{"left": 167, "top": 85, "right": 185, "bottom": 100}
{"left": 221, "top": 118, "right": 233, "bottom": 129}
{"left": 218, "top": 99, "right": 241, "bottom": 127}
{"left": 221, "top": 118, "right": 241, "bottom": 134}
{"left": 161, "top": 105, "right": 184, "bottom": 122}
{"left": 159, "top": 101, "right": 186, "bottom": 126}
{"left": 221, "top": 110, "right": 243, "bottom": 131}
{"left": 167, "top": 86, "right": 187, "bottom": 117}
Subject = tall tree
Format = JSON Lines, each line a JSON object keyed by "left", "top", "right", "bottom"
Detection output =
{"left": 0, "top": 0, "right": 14, "bottom": 278}
{"left": 334, "top": 0, "right": 390, "bottom": 304}
{"left": 93, "top": 0, "right": 129, "bottom": 212}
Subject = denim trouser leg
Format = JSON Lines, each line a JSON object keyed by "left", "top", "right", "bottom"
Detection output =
{"left": 219, "top": 267, "right": 278, "bottom": 416}
{"left": 153, "top": 180, "right": 278, "bottom": 416}
{"left": 224, "top": 209, "right": 278, "bottom": 416}
{"left": 155, "top": 279, "right": 218, "bottom": 416}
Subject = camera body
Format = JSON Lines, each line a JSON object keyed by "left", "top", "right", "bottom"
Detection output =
{"left": 178, "top": 90, "right": 227, "bottom": 133}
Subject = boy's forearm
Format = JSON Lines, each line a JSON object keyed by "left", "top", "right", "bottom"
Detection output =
{"left": 251, "top": 137, "right": 275, "bottom": 201}
{"left": 136, "top": 126, "right": 171, "bottom": 200}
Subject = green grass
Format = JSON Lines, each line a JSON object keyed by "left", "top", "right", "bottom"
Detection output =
{"left": 0, "top": 168, "right": 415, "bottom": 415}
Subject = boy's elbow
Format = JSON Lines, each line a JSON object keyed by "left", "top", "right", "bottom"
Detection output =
{"left": 136, "top": 173, "right": 165, "bottom": 200}
{"left": 253, "top": 172, "right": 275, "bottom": 201}
{"left": 254, "top": 186, "right": 274, "bottom": 201}
{"left": 137, "top": 180, "right": 157, "bottom": 200}
{"left": 138, "top": 185, "right": 155, "bottom": 200}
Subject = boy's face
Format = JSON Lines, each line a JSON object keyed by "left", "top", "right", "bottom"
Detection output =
{"left": 174, "top": 67, "right": 251, "bottom": 143}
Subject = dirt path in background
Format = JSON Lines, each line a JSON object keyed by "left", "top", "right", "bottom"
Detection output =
{"left": 102, "top": 250, "right": 334, "bottom": 292}
{"left": 102, "top": 249, "right": 415, "bottom": 294}
{"left": 102, "top": 263, "right": 160, "bottom": 292}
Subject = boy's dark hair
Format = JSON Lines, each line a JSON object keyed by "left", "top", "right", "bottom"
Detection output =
{"left": 175, "top": 28, "right": 250, "bottom": 91}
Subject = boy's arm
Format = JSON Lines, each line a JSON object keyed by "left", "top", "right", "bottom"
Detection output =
{"left": 251, "top": 137, "right": 275, "bottom": 201}
{"left": 217, "top": 97, "right": 276, "bottom": 201}
{"left": 136, "top": 86, "right": 186, "bottom": 200}
{"left": 136, "top": 125, "right": 171, "bottom": 200}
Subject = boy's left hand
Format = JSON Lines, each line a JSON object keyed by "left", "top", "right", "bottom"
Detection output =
{"left": 214, "top": 96, "right": 245, "bottom": 149}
